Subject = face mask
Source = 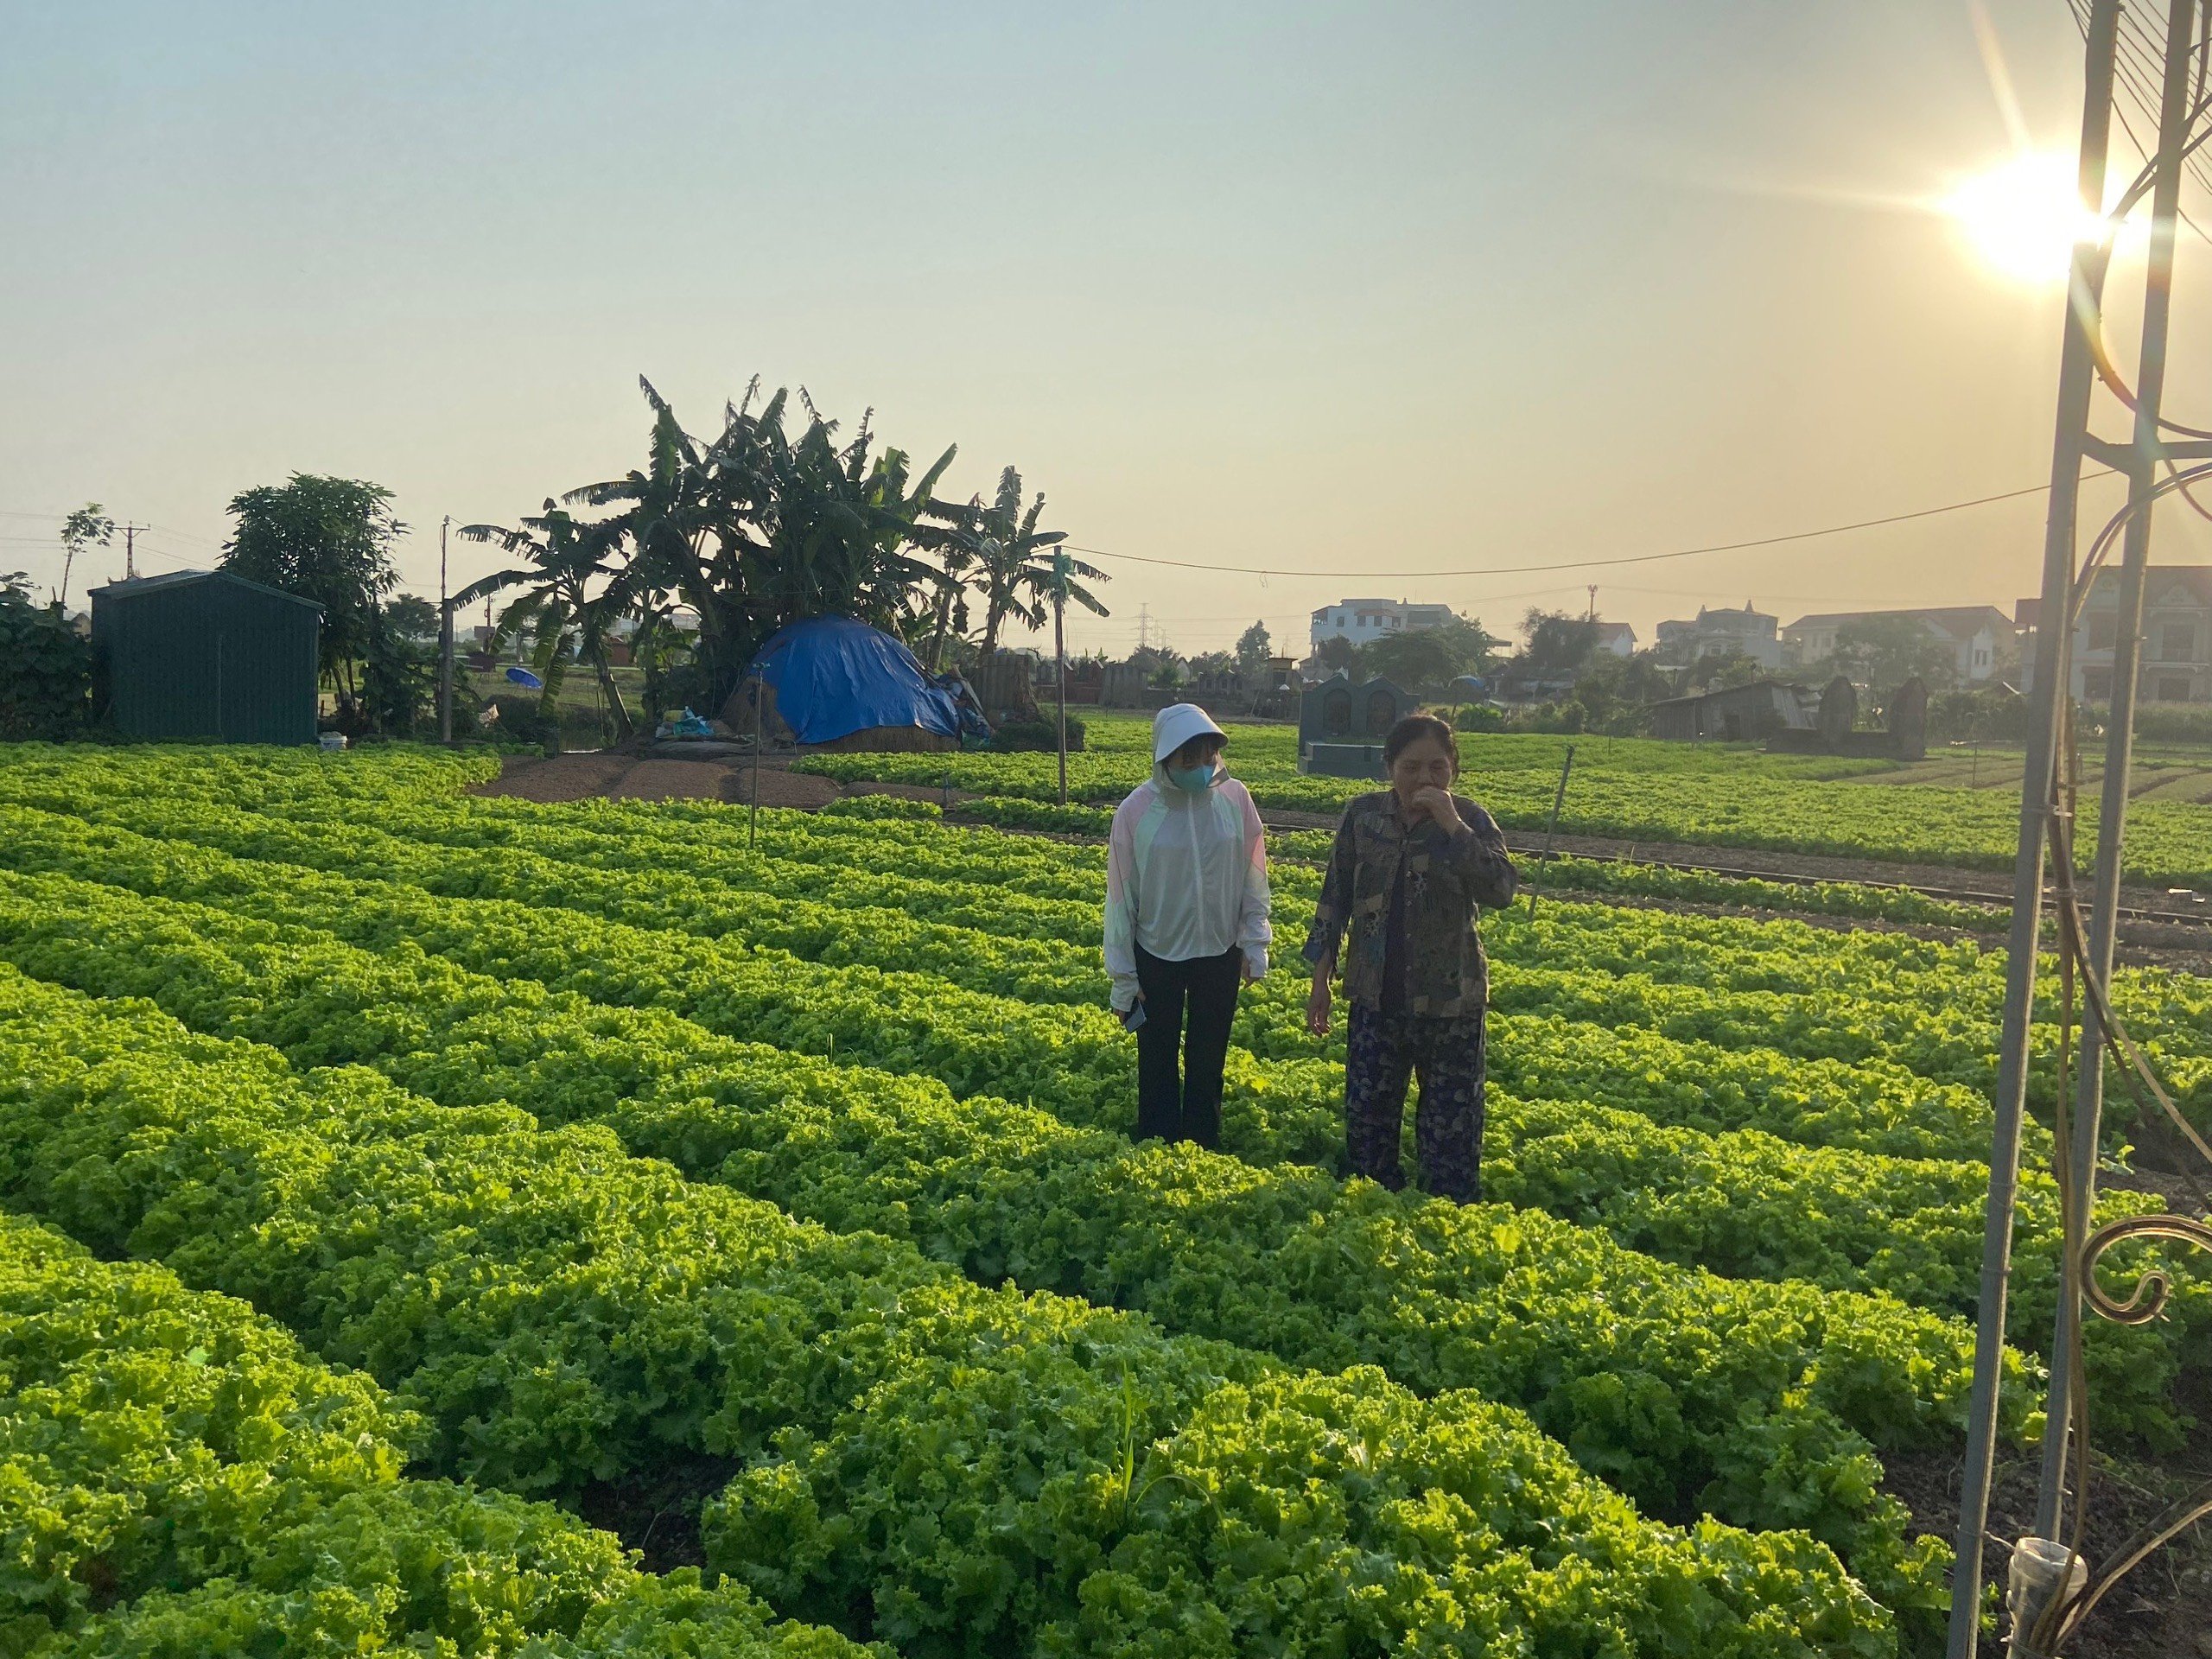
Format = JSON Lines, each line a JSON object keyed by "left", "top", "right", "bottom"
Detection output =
{"left": 1167, "top": 761, "right": 1216, "bottom": 792}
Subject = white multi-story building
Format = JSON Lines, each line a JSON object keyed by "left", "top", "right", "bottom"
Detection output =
{"left": 1652, "top": 604, "right": 1783, "bottom": 671}
{"left": 2019, "top": 565, "right": 2212, "bottom": 702}
{"left": 1309, "top": 597, "right": 1456, "bottom": 651}
{"left": 1593, "top": 620, "right": 1637, "bottom": 658}
{"left": 1782, "top": 606, "right": 2012, "bottom": 683}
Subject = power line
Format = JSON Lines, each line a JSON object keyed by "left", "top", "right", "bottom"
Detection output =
{"left": 1063, "top": 470, "right": 2123, "bottom": 580}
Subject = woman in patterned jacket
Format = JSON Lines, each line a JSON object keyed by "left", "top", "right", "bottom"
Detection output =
{"left": 1302, "top": 712, "right": 1516, "bottom": 1200}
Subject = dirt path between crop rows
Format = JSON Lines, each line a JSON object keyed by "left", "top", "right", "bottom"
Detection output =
{"left": 476, "top": 750, "right": 840, "bottom": 808}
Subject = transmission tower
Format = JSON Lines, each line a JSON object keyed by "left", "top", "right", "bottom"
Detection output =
{"left": 1949, "top": 3, "right": 2212, "bottom": 1652}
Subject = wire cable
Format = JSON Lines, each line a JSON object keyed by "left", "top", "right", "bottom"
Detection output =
{"left": 1063, "top": 472, "right": 2124, "bottom": 579}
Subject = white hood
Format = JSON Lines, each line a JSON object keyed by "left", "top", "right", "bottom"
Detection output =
{"left": 1152, "top": 702, "right": 1226, "bottom": 764}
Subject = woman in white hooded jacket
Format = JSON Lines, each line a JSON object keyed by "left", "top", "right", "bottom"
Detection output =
{"left": 1103, "top": 703, "right": 1272, "bottom": 1147}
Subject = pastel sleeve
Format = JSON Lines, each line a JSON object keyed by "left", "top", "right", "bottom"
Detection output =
{"left": 1103, "top": 801, "right": 1143, "bottom": 1011}
{"left": 1234, "top": 785, "right": 1272, "bottom": 976}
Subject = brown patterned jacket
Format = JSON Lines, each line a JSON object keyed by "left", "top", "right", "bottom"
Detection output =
{"left": 1301, "top": 791, "right": 1517, "bottom": 1017}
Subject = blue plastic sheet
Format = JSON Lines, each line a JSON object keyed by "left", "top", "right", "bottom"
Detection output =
{"left": 747, "top": 616, "right": 962, "bottom": 744}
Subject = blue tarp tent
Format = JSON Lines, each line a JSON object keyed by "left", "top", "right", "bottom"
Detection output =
{"left": 745, "top": 616, "right": 963, "bottom": 746}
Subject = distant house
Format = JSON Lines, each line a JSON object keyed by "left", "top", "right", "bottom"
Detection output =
{"left": 1648, "top": 678, "right": 1815, "bottom": 742}
{"left": 1652, "top": 604, "right": 1783, "bottom": 671}
{"left": 2019, "top": 564, "right": 2212, "bottom": 702}
{"left": 1593, "top": 620, "right": 1637, "bottom": 658}
{"left": 1782, "top": 606, "right": 2012, "bottom": 683}
{"left": 1309, "top": 598, "right": 1455, "bottom": 652}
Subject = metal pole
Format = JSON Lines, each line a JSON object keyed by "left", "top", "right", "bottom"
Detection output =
{"left": 1947, "top": 5, "right": 2120, "bottom": 1650}
{"left": 1054, "top": 551, "right": 1070, "bottom": 807}
{"left": 2033, "top": 0, "right": 2199, "bottom": 1539}
{"left": 438, "top": 516, "right": 454, "bottom": 745}
{"left": 748, "top": 671, "right": 762, "bottom": 851}
{"left": 1526, "top": 742, "right": 1575, "bottom": 918}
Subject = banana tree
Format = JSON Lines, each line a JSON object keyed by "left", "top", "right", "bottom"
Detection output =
{"left": 937, "top": 467, "right": 1108, "bottom": 661}
{"left": 572, "top": 378, "right": 961, "bottom": 712}
{"left": 454, "top": 505, "right": 639, "bottom": 741}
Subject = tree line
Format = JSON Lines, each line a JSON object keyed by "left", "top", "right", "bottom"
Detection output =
{"left": 194, "top": 376, "right": 1109, "bottom": 741}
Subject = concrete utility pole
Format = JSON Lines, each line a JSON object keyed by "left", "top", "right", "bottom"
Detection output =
{"left": 124, "top": 523, "right": 145, "bottom": 581}
{"left": 438, "top": 515, "right": 454, "bottom": 745}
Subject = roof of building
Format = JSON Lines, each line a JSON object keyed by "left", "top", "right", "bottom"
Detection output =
{"left": 1649, "top": 677, "right": 1810, "bottom": 709}
{"left": 89, "top": 569, "right": 324, "bottom": 611}
{"left": 1784, "top": 605, "right": 2012, "bottom": 638}
{"left": 1594, "top": 620, "right": 1636, "bottom": 644}
{"left": 2016, "top": 565, "right": 2212, "bottom": 627}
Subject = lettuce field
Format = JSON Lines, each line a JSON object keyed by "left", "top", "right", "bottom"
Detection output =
{"left": 3, "top": 735, "right": 2208, "bottom": 1657}
{"left": 796, "top": 722, "right": 2212, "bottom": 890}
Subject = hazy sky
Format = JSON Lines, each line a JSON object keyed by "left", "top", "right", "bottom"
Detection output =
{"left": 6, "top": 0, "right": 2210, "bottom": 658}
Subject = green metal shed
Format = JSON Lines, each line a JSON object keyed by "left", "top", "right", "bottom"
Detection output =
{"left": 91, "top": 570, "right": 323, "bottom": 745}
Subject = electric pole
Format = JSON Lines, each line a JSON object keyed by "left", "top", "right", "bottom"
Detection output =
{"left": 1053, "top": 550, "right": 1070, "bottom": 806}
{"left": 438, "top": 515, "right": 454, "bottom": 744}
{"left": 1586, "top": 584, "right": 1598, "bottom": 621}
{"left": 124, "top": 523, "right": 145, "bottom": 581}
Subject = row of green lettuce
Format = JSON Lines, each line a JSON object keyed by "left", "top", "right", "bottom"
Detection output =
{"left": 0, "top": 963, "right": 1907, "bottom": 1658}
{"left": 849, "top": 785, "right": 2002, "bottom": 926}
{"left": 925, "top": 790, "right": 2022, "bottom": 931}
{"left": 515, "top": 791, "right": 2212, "bottom": 1138}
{"left": 5, "top": 796, "right": 2200, "bottom": 1406}
{"left": 253, "top": 767, "right": 2209, "bottom": 1098}
{"left": 788, "top": 739, "right": 2212, "bottom": 891}
{"left": 29, "top": 768, "right": 2202, "bottom": 1150}
{"left": 0, "top": 1207, "right": 866, "bottom": 1659}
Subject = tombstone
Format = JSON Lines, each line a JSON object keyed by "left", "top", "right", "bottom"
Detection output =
{"left": 1100, "top": 662, "right": 1150, "bottom": 707}
{"left": 1817, "top": 676, "right": 1858, "bottom": 750}
{"left": 974, "top": 654, "right": 1039, "bottom": 721}
{"left": 1300, "top": 674, "right": 1414, "bottom": 755}
{"left": 1886, "top": 677, "right": 1929, "bottom": 761}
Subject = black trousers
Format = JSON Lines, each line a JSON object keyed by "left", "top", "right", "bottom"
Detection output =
{"left": 1134, "top": 942, "right": 1244, "bottom": 1148}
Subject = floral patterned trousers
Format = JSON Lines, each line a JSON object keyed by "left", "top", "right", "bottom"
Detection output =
{"left": 1344, "top": 1003, "right": 1488, "bottom": 1203}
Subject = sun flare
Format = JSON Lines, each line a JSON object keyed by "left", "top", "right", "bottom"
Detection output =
{"left": 1941, "top": 149, "right": 2117, "bottom": 283}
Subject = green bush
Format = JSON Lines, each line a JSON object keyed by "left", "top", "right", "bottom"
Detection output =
{"left": 991, "top": 716, "right": 1084, "bottom": 752}
{"left": 2107, "top": 700, "right": 2212, "bottom": 747}
{"left": 486, "top": 693, "right": 560, "bottom": 748}
{"left": 0, "top": 576, "right": 91, "bottom": 740}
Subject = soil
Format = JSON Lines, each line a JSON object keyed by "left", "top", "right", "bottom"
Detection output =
{"left": 474, "top": 750, "right": 838, "bottom": 808}
{"left": 574, "top": 1452, "right": 740, "bottom": 1573}
{"left": 1881, "top": 1444, "right": 2212, "bottom": 1658}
